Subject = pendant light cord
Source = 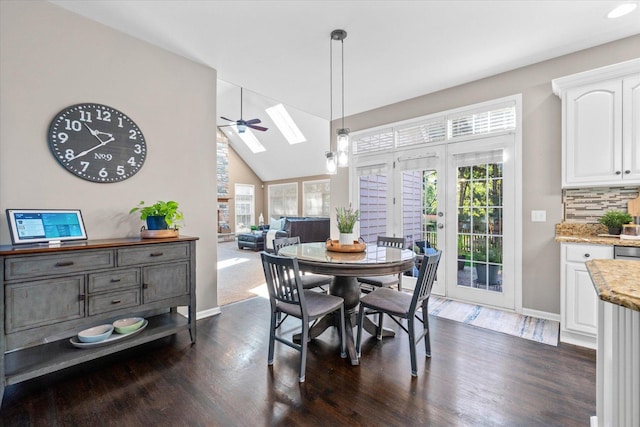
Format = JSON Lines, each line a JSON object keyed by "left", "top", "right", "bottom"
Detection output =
{"left": 329, "top": 34, "right": 333, "bottom": 152}
{"left": 341, "top": 37, "right": 344, "bottom": 130}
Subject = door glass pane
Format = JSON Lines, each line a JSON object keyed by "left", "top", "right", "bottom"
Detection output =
{"left": 402, "top": 169, "right": 438, "bottom": 252}
{"left": 457, "top": 161, "right": 503, "bottom": 292}
{"left": 359, "top": 174, "right": 387, "bottom": 244}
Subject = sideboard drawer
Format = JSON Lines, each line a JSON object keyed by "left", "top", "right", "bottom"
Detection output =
{"left": 88, "top": 289, "right": 141, "bottom": 316}
{"left": 117, "top": 243, "right": 189, "bottom": 266}
{"left": 88, "top": 268, "right": 140, "bottom": 293}
{"left": 5, "top": 276, "right": 85, "bottom": 333}
{"left": 5, "top": 250, "right": 114, "bottom": 281}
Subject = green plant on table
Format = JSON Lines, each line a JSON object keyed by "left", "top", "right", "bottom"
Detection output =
{"left": 336, "top": 204, "right": 360, "bottom": 233}
{"left": 129, "top": 200, "right": 184, "bottom": 228}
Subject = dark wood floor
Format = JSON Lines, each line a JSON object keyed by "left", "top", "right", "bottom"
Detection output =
{"left": 1, "top": 296, "right": 595, "bottom": 426}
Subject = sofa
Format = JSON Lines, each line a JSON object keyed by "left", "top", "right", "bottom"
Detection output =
{"left": 237, "top": 217, "right": 330, "bottom": 252}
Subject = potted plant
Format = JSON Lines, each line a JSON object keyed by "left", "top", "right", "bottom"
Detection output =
{"left": 473, "top": 246, "right": 502, "bottom": 286}
{"left": 598, "top": 210, "right": 632, "bottom": 235}
{"left": 130, "top": 200, "right": 184, "bottom": 230}
{"left": 336, "top": 204, "right": 360, "bottom": 245}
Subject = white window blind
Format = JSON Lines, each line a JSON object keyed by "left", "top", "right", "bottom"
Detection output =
{"left": 449, "top": 106, "right": 515, "bottom": 139}
{"left": 353, "top": 129, "right": 394, "bottom": 154}
{"left": 396, "top": 120, "right": 446, "bottom": 148}
{"left": 303, "top": 179, "right": 330, "bottom": 217}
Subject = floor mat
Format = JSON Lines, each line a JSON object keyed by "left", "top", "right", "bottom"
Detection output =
{"left": 427, "top": 296, "right": 559, "bottom": 346}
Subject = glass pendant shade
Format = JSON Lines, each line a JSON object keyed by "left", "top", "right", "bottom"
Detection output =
{"left": 326, "top": 152, "right": 338, "bottom": 174}
{"left": 336, "top": 128, "right": 349, "bottom": 167}
{"left": 237, "top": 123, "right": 247, "bottom": 133}
{"left": 337, "top": 149, "right": 348, "bottom": 167}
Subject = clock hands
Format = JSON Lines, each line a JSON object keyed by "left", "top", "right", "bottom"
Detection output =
{"left": 83, "top": 123, "right": 113, "bottom": 140}
{"left": 69, "top": 123, "right": 115, "bottom": 161}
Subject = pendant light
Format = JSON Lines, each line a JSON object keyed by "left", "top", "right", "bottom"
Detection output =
{"left": 326, "top": 29, "right": 348, "bottom": 174}
{"left": 333, "top": 29, "right": 349, "bottom": 167}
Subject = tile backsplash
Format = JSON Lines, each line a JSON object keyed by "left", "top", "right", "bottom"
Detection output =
{"left": 563, "top": 186, "right": 639, "bottom": 222}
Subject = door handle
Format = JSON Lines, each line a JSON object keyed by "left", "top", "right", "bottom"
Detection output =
{"left": 437, "top": 223, "right": 444, "bottom": 229}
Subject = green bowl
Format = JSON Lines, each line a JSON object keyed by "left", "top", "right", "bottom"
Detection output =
{"left": 113, "top": 317, "right": 144, "bottom": 334}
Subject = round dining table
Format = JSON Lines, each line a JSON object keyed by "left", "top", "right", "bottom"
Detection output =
{"left": 278, "top": 241, "right": 415, "bottom": 365}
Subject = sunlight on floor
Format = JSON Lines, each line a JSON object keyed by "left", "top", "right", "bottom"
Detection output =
{"left": 217, "top": 257, "right": 250, "bottom": 270}
{"left": 249, "top": 283, "right": 269, "bottom": 299}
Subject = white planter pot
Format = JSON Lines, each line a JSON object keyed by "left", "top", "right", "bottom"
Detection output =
{"left": 339, "top": 233, "right": 355, "bottom": 245}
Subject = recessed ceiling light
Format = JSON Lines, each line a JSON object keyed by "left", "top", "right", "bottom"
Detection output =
{"left": 608, "top": 3, "right": 637, "bottom": 18}
{"left": 266, "top": 103, "right": 306, "bottom": 144}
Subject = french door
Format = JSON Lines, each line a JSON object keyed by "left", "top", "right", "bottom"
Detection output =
{"left": 355, "top": 134, "right": 515, "bottom": 310}
{"left": 445, "top": 135, "right": 515, "bottom": 309}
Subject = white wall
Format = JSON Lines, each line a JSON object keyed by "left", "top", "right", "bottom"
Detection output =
{"left": 0, "top": 1, "right": 219, "bottom": 312}
{"left": 330, "top": 35, "right": 640, "bottom": 315}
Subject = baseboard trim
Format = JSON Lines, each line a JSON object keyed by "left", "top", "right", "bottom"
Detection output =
{"left": 197, "top": 306, "right": 222, "bottom": 320}
{"left": 522, "top": 308, "right": 560, "bottom": 322}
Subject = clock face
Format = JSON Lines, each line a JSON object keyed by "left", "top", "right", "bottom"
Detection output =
{"left": 47, "top": 103, "right": 147, "bottom": 183}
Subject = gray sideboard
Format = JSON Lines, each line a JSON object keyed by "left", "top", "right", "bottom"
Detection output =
{"left": 0, "top": 236, "right": 198, "bottom": 404}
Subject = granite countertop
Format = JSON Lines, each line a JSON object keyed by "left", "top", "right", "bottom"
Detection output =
{"left": 555, "top": 222, "right": 640, "bottom": 247}
{"left": 586, "top": 259, "right": 640, "bottom": 311}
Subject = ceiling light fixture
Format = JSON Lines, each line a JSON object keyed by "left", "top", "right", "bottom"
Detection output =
{"left": 333, "top": 29, "right": 349, "bottom": 168}
{"left": 608, "top": 3, "right": 637, "bottom": 18}
{"left": 326, "top": 29, "right": 349, "bottom": 174}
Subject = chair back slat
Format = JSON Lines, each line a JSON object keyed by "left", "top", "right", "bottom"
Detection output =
{"left": 410, "top": 251, "right": 442, "bottom": 312}
{"left": 377, "top": 236, "right": 405, "bottom": 249}
{"left": 273, "top": 236, "right": 301, "bottom": 254}
{"left": 261, "top": 252, "right": 305, "bottom": 309}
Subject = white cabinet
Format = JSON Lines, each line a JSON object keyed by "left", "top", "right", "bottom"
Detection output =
{"left": 553, "top": 59, "right": 640, "bottom": 188}
{"left": 560, "top": 243, "right": 613, "bottom": 349}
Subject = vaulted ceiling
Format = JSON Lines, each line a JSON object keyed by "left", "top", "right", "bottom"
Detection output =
{"left": 51, "top": 1, "right": 640, "bottom": 181}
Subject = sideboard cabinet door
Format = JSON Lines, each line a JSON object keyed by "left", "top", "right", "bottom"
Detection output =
{"left": 143, "top": 262, "right": 189, "bottom": 303}
{"left": 5, "top": 276, "right": 85, "bottom": 333}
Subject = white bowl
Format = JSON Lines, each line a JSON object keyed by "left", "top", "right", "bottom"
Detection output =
{"left": 113, "top": 317, "right": 144, "bottom": 334}
{"left": 78, "top": 324, "right": 114, "bottom": 343}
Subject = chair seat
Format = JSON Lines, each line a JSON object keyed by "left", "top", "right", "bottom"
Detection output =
{"left": 360, "top": 286, "right": 413, "bottom": 317}
{"left": 278, "top": 290, "right": 344, "bottom": 318}
{"left": 300, "top": 274, "right": 332, "bottom": 290}
{"left": 357, "top": 275, "right": 399, "bottom": 288}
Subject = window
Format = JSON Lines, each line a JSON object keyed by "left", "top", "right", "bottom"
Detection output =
{"left": 234, "top": 184, "right": 254, "bottom": 233}
{"left": 303, "top": 179, "right": 330, "bottom": 217}
{"left": 268, "top": 183, "right": 298, "bottom": 219}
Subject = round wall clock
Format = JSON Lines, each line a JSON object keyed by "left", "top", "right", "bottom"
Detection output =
{"left": 47, "top": 103, "right": 147, "bottom": 183}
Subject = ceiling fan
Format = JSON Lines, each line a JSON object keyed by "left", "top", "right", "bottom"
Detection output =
{"left": 219, "top": 87, "right": 268, "bottom": 133}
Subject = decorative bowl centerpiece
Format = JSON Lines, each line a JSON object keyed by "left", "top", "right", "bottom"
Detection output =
{"left": 113, "top": 317, "right": 145, "bottom": 334}
{"left": 77, "top": 324, "right": 114, "bottom": 343}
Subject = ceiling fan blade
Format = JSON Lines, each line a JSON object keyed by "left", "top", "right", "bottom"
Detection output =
{"left": 218, "top": 124, "right": 233, "bottom": 128}
{"left": 248, "top": 124, "right": 268, "bottom": 132}
{"left": 245, "top": 118, "right": 261, "bottom": 125}
{"left": 220, "top": 116, "right": 235, "bottom": 122}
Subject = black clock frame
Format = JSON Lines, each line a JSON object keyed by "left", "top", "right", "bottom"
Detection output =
{"left": 47, "top": 103, "right": 147, "bottom": 183}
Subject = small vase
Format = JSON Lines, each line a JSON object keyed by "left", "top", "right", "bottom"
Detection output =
{"left": 339, "top": 232, "right": 355, "bottom": 245}
{"left": 146, "top": 215, "right": 168, "bottom": 230}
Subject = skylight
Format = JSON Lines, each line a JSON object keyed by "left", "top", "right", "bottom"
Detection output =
{"left": 223, "top": 126, "right": 266, "bottom": 153}
{"left": 265, "top": 103, "right": 306, "bottom": 144}
{"left": 608, "top": 3, "right": 637, "bottom": 18}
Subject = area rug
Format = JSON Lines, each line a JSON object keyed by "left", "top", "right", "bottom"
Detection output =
{"left": 427, "top": 296, "right": 559, "bottom": 346}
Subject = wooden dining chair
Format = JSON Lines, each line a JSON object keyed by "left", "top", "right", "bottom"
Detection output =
{"left": 273, "top": 236, "right": 332, "bottom": 291}
{"left": 261, "top": 252, "right": 346, "bottom": 382}
{"left": 355, "top": 250, "right": 441, "bottom": 376}
{"left": 357, "top": 236, "right": 406, "bottom": 292}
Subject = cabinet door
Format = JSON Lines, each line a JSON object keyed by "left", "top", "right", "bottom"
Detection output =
{"left": 143, "top": 262, "right": 189, "bottom": 303}
{"left": 565, "top": 80, "right": 623, "bottom": 186}
{"left": 5, "top": 276, "right": 85, "bottom": 333}
{"left": 623, "top": 75, "right": 640, "bottom": 182}
{"left": 564, "top": 262, "right": 598, "bottom": 336}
